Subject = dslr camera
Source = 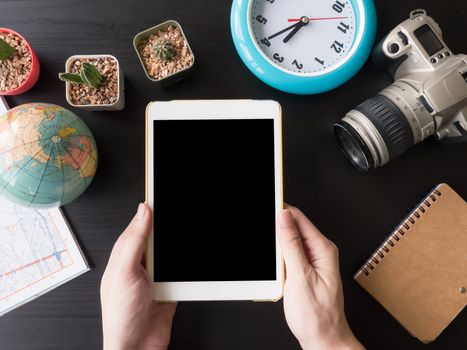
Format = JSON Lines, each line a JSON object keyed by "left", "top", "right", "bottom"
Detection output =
{"left": 335, "top": 10, "right": 467, "bottom": 171}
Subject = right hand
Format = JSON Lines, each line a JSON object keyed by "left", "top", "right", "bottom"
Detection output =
{"left": 278, "top": 206, "right": 364, "bottom": 350}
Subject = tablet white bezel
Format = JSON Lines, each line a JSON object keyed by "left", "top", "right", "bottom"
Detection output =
{"left": 146, "top": 100, "right": 283, "bottom": 301}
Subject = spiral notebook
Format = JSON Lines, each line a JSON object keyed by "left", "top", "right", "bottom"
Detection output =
{"left": 355, "top": 183, "right": 467, "bottom": 343}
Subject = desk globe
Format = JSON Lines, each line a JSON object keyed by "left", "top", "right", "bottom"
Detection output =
{"left": 0, "top": 103, "right": 98, "bottom": 208}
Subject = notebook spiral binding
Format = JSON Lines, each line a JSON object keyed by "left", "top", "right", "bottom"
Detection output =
{"left": 360, "top": 189, "right": 443, "bottom": 276}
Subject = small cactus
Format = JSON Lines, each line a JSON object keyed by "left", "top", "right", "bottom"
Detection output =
{"left": 154, "top": 39, "right": 175, "bottom": 61}
{"left": 59, "top": 62, "right": 104, "bottom": 89}
{"left": 0, "top": 38, "right": 16, "bottom": 61}
{"left": 80, "top": 62, "right": 105, "bottom": 88}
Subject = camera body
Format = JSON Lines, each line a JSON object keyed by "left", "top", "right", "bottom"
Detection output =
{"left": 335, "top": 10, "right": 467, "bottom": 171}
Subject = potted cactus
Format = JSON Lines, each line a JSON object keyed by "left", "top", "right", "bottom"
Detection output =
{"left": 154, "top": 39, "right": 176, "bottom": 61}
{"left": 133, "top": 20, "right": 195, "bottom": 86}
{"left": 59, "top": 55, "right": 124, "bottom": 111}
{"left": 0, "top": 28, "right": 40, "bottom": 95}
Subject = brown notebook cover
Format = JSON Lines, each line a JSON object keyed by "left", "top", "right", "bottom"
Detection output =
{"left": 355, "top": 183, "right": 467, "bottom": 343}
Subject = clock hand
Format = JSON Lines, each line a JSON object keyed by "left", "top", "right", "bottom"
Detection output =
{"left": 283, "top": 20, "right": 308, "bottom": 44}
{"left": 267, "top": 21, "right": 301, "bottom": 40}
{"left": 288, "top": 16, "right": 348, "bottom": 22}
{"left": 283, "top": 17, "right": 309, "bottom": 43}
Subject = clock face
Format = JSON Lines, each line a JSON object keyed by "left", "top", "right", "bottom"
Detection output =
{"left": 250, "top": 0, "right": 357, "bottom": 75}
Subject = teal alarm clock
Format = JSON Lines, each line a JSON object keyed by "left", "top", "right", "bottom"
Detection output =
{"left": 230, "top": 0, "right": 376, "bottom": 94}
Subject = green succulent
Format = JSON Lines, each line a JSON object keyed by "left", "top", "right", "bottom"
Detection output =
{"left": 154, "top": 39, "right": 176, "bottom": 61}
{"left": 59, "top": 62, "right": 105, "bottom": 89}
{"left": 0, "top": 38, "right": 17, "bottom": 61}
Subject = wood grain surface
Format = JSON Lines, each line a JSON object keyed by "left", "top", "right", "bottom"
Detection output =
{"left": 0, "top": 0, "right": 466, "bottom": 349}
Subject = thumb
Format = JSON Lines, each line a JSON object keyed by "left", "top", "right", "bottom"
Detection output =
{"left": 113, "top": 203, "right": 152, "bottom": 270}
{"left": 278, "top": 209, "right": 309, "bottom": 274}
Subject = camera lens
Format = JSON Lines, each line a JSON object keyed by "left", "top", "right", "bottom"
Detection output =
{"left": 335, "top": 94, "right": 414, "bottom": 171}
{"left": 334, "top": 122, "right": 373, "bottom": 172}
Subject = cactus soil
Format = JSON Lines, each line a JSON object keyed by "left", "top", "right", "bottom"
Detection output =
{"left": 137, "top": 25, "right": 193, "bottom": 81}
{"left": 68, "top": 57, "right": 118, "bottom": 106}
{"left": 0, "top": 32, "right": 32, "bottom": 93}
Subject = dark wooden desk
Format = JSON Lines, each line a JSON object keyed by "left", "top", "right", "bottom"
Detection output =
{"left": 0, "top": 0, "right": 466, "bottom": 349}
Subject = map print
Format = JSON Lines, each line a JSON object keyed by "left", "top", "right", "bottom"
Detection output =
{"left": 0, "top": 199, "right": 72, "bottom": 301}
{"left": 0, "top": 196, "right": 89, "bottom": 316}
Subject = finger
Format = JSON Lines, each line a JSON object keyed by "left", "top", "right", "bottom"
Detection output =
{"left": 286, "top": 205, "right": 329, "bottom": 246}
{"left": 286, "top": 205, "right": 339, "bottom": 270}
{"left": 278, "top": 209, "right": 309, "bottom": 274}
{"left": 109, "top": 203, "right": 152, "bottom": 270}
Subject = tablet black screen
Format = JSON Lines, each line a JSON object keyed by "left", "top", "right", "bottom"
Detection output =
{"left": 153, "top": 119, "right": 276, "bottom": 282}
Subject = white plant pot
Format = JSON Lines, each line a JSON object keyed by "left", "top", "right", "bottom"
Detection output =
{"left": 133, "top": 20, "right": 195, "bottom": 86}
{"left": 64, "top": 54, "right": 125, "bottom": 111}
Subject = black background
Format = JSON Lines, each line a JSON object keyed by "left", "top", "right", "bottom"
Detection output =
{"left": 153, "top": 120, "right": 276, "bottom": 282}
{"left": 0, "top": 0, "right": 466, "bottom": 349}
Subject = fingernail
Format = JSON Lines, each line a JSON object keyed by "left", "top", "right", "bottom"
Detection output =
{"left": 280, "top": 209, "right": 294, "bottom": 228}
{"left": 136, "top": 203, "right": 146, "bottom": 220}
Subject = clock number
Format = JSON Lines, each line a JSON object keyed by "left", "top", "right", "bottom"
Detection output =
{"left": 265, "top": 0, "right": 275, "bottom": 3}
{"left": 332, "top": 0, "right": 346, "bottom": 13}
{"left": 315, "top": 57, "right": 324, "bottom": 65}
{"left": 331, "top": 40, "right": 344, "bottom": 53}
{"left": 273, "top": 53, "right": 284, "bottom": 63}
{"left": 260, "top": 38, "right": 271, "bottom": 47}
{"left": 292, "top": 59, "right": 303, "bottom": 70}
{"left": 256, "top": 15, "right": 268, "bottom": 24}
{"left": 337, "top": 22, "right": 350, "bottom": 34}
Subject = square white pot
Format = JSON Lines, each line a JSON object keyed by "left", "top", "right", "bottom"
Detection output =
{"left": 64, "top": 54, "right": 125, "bottom": 111}
{"left": 133, "top": 20, "right": 195, "bottom": 86}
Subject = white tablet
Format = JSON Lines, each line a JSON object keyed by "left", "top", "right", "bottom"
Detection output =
{"left": 145, "top": 100, "right": 283, "bottom": 301}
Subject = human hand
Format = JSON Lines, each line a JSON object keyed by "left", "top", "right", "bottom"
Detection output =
{"left": 278, "top": 206, "right": 364, "bottom": 350}
{"left": 100, "top": 204, "right": 176, "bottom": 350}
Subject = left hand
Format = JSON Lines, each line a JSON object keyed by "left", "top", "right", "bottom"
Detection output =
{"left": 100, "top": 203, "right": 177, "bottom": 350}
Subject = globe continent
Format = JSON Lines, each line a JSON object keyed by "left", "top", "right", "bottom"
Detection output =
{"left": 0, "top": 103, "right": 98, "bottom": 208}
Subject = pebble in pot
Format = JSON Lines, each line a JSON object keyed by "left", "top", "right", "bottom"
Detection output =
{"left": 59, "top": 55, "right": 124, "bottom": 111}
{"left": 0, "top": 28, "right": 40, "bottom": 95}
